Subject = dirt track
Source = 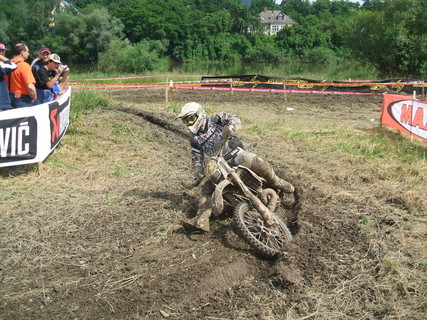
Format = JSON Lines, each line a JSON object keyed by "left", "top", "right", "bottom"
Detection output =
{"left": 0, "top": 89, "right": 426, "bottom": 320}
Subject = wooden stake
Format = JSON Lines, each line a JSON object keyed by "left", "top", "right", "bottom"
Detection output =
{"left": 37, "top": 162, "right": 43, "bottom": 175}
{"left": 165, "top": 77, "right": 169, "bottom": 103}
{"left": 411, "top": 92, "right": 415, "bottom": 142}
{"left": 169, "top": 80, "right": 174, "bottom": 103}
{"left": 283, "top": 82, "right": 288, "bottom": 105}
{"left": 422, "top": 80, "right": 425, "bottom": 101}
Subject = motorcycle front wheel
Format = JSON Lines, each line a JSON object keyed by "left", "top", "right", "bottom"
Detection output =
{"left": 234, "top": 202, "right": 292, "bottom": 259}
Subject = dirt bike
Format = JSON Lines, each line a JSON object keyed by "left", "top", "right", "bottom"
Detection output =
{"left": 197, "top": 134, "right": 295, "bottom": 259}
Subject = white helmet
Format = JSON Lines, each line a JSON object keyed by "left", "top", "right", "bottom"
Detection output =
{"left": 176, "top": 102, "right": 206, "bottom": 134}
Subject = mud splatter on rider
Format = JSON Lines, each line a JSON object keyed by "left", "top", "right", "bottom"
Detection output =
{"left": 176, "top": 102, "right": 295, "bottom": 232}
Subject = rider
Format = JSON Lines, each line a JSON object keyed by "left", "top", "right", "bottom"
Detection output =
{"left": 176, "top": 102, "right": 295, "bottom": 232}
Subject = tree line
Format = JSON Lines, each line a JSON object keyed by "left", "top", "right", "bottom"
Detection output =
{"left": 0, "top": 0, "right": 425, "bottom": 77}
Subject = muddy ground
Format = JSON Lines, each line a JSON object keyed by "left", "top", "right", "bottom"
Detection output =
{"left": 0, "top": 89, "right": 426, "bottom": 320}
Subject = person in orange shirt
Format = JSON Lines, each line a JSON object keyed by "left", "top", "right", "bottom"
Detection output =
{"left": 5, "top": 43, "right": 37, "bottom": 108}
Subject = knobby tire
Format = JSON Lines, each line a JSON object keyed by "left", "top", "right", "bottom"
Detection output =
{"left": 234, "top": 202, "right": 292, "bottom": 259}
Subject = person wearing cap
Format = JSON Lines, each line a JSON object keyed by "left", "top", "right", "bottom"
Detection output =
{"left": 34, "top": 53, "right": 69, "bottom": 104}
{"left": 5, "top": 43, "right": 37, "bottom": 108}
{"left": 0, "top": 43, "right": 6, "bottom": 56}
{"left": 31, "top": 46, "right": 51, "bottom": 76}
{"left": 0, "top": 43, "right": 18, "bottom": 111}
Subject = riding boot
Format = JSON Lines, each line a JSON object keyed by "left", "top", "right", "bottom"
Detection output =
{"left": 182, "top": 207, "right": 212, "bottom": 232}
{"left": 271, "top": 177, "right": 295, "bottom": 193}
{"left": 192, "top": 207, "right": 212, "bottom": 232}
{"left": 182, "top": 182, "right": 214, "bottom": 232}
{"left": 250, "top": 156, "right": 295, "bottom": 193}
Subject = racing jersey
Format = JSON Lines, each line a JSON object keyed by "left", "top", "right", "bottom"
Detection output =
{"left": 190, "top": 112, "right": 243, "bottom": 180}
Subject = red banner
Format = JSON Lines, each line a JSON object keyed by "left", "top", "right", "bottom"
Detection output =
{"left": 381, "top": 94, "right": 427, "bottom": 141}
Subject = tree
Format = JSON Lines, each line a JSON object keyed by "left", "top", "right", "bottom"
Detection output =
{"left": 0, "top": 0, "right": 423, "bottom": 77}
{"left": 344, "top": 0, "right": 427, "bottom": 76}
{"left": 0, "top": 0, "right": 58, "bottom": 50}
{"left": 44, "top": 8, "right": 125, "bottom": 63}
{"left": 275, "top": 15, "right": 329, "bottom": 59}
{"left": 98, "top": 39, "right": 169, "bottom": 73}
{"left": 281, "top": 0, "right": 313, "bottom": 20}
{"left": 245, "top": 34, "right": 287, "bottom": 62}
{"left": 250, "top": 0, "right": 279, "bottom": 13}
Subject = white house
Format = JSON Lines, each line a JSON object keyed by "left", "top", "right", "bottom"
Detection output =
{"left": 260, "top": 9, "right": 296, "bottom": 35}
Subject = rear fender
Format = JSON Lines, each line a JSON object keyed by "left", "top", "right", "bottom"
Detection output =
{"left": 211, "top": 179, "right": 232, "bottom": 216}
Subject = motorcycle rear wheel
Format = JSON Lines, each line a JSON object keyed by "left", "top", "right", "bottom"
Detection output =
{"left": 234, "top": 202, "right": 292, "bottom": 259}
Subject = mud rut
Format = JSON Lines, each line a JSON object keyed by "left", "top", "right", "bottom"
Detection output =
{"left": 1, "top": 90, "right": 424, "bottom": 320}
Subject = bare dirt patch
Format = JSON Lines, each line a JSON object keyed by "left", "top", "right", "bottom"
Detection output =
{"left": 1, "top": 89, "right": 425, "bottom": 320}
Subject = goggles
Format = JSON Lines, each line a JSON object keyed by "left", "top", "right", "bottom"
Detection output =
{"left": 182, "top": 114, "right": 198, "bottom": 126}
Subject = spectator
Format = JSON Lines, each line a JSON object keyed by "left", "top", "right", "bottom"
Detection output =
{"left": 34, "top": 53, "right": 69, "bottom": 104}
{"left": 0, "top": 42, "right": 6, "bottom": 56}
{"left": 0, "top": 43, "right": 17, "bottom": 111}
{"left": 31, "top": 46, "right": 51, "bottom": 75}
{"left": 6, "top": 43, "right": 37, "bottom": 108}
{"left": 1, "top": 43, "right": 27, "bottom": 177}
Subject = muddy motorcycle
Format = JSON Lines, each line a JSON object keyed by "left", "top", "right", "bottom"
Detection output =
{"left": 199, "top": 139, "right": 295, "bottom": 259}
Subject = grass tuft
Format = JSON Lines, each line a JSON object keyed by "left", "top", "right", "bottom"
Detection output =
{"left": 69, "top": 89, "right": 114, "bottom": 132}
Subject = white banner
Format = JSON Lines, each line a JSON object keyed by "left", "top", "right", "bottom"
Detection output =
{"left": 0, "top": 88, "right": 71, "bottom": 167}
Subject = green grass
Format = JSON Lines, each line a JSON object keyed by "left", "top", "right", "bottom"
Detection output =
{"left": 280, "top": 124, "right": 426, "bottom": 164}
{"left": 165, "top": 102, "right": 183, "bottom": 115}
{"left": 248, "top": 124, "right": 266, "bottom": 136}
{"left": 111, "top": 122, "right": 132, "bottom": 136}
{"left": 45, "top": 157, "right": 72, "bottom": 169}
{"left": 332, "top": 131, "right": 426, "bottom": 163}
{"left": 70, "top": 71, "right": 201, "bottom": 84}
{"left": 283, "top": 130, "right": 309, "bottom": 140}
{"left": 156, "top": 225, "right": 167, "bottom": 236}
{"left": 275, "top": 121, "right": 426, "bottom": 197}
{"left": 359, "top": 217, "right": 370, "bottom": 229}
{"left": 143, "top": 135, "right": 154, "bottom": 142}
{"left": 242, "top": 116, "right": 425, "bottom": 187}
{"left": 102, "top": 193, "right": 110, "bottom": 204}
{"left": 2, "top": 194, "right": 11, "bottom": 201}
{"left": 69, "top": 89, "right": 114, "bottom": 132}
{"left": 312, "top": 129, "right": 338, "bottom": 137}
{"left": 113, "top": 165, "right": 122, "bottom": 178}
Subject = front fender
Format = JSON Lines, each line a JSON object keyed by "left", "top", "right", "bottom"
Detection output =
{"left": 211, "top": 179, "right": 232, "bottom": 216}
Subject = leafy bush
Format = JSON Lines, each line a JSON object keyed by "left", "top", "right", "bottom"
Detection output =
{"left": 302, "top": 47, "right": 338, "bottom": 64}
{"left": 172, "top": 34, "right": 243, "bottom": 62}
{"left": 98, "top": 39, "right": 169, "bottom": 73}
{"left": 244, "top": 35, "right": 287, "bottom": 63}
